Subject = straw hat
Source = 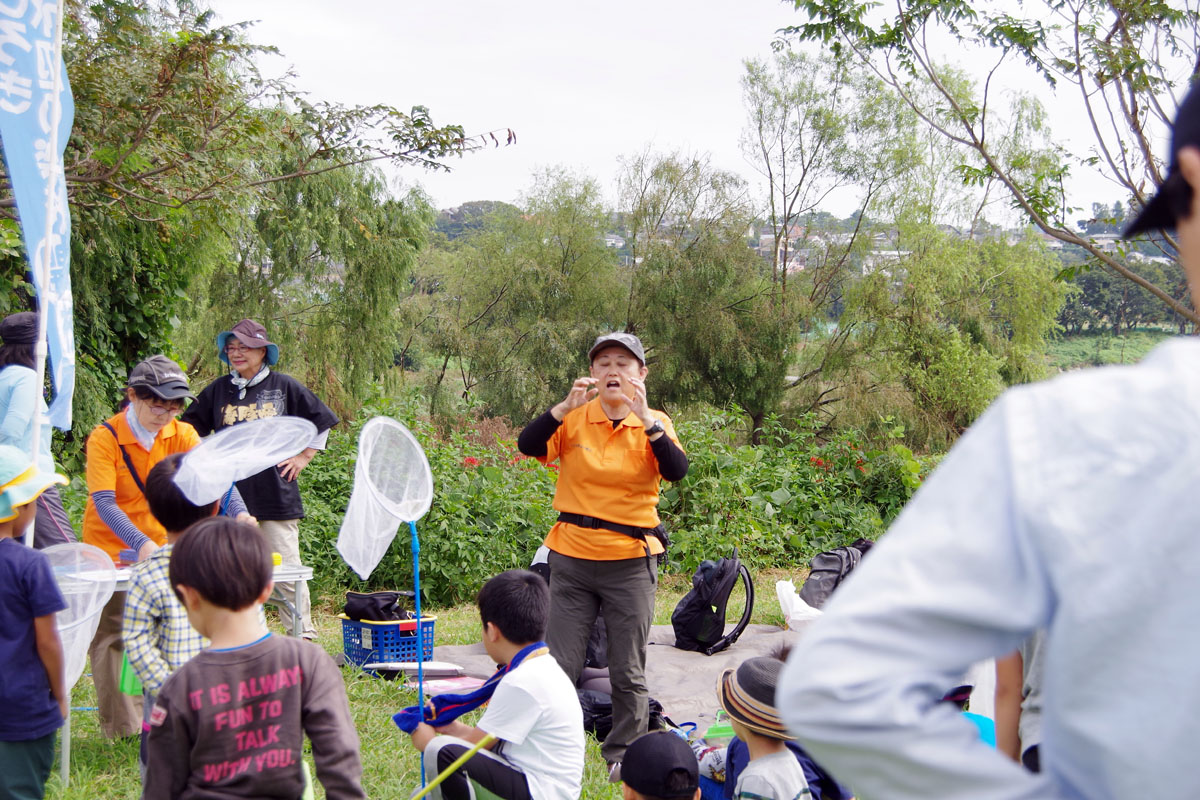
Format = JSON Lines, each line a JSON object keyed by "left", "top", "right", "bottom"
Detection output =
{"left": 716, "top": 656, "right": 793, "bottom": 740}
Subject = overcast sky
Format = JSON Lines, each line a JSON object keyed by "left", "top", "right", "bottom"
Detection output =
{"left": 206, "top": 0, "right": 1139, "bottom": 221}
{"left": 206, "top": 0, "right": 820, "bottom": 212}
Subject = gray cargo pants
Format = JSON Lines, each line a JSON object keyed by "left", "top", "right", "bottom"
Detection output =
{"left": 545, "top": 550, "right": 656, "bottom": 764}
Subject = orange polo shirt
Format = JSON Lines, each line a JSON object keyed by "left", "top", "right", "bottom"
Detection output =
{"left": 82, "top": 412, "right": 201, "bottom": 563}
{"left": 540, "top": 398, "right": 683, "bottom": 561}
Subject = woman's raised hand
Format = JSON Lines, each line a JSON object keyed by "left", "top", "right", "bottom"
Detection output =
{"left": 552, "top": 377, "right": 598, "bottom": 421}
{"left": 626, "top": 377, "right": 654, "bottom": 426}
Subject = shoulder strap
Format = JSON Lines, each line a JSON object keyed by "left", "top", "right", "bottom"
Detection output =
{"left": 101, "top": 420, "right": 146, "bottom": 495}
{"left": 702, "top": 562, "right": 756, "bottom": 656}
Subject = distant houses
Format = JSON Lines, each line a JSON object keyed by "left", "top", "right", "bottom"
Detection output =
{"left": 585, "top": 214, "right": 1129, "bottom": 279}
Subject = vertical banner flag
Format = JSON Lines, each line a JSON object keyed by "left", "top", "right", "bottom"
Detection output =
{"left": 0, "top": 0, "right": 75, "bottom": 428}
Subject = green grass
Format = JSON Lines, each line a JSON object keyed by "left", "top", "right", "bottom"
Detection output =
{"left": 45, "top": 569, "right": 791, "bottom": 799}
{"left": 1045, "top": 328, "right": 1174, "bottom": 371}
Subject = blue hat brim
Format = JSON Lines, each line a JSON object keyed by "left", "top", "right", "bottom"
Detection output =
{"left": 216, "top": 331, "right": 279, "bottom": 366}
{"left": 0, "top": 470, "right": 67, "bottom": 523}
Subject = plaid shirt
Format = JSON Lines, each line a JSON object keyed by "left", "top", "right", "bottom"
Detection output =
{"left": 121, "top": 543, "right": 206, "bottom": 694}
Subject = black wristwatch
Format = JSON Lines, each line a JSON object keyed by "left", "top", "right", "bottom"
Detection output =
{"left": 644, "top": 420, "right": 665, "bottom": 437}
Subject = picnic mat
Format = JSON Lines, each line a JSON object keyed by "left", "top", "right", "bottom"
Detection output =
{"left": 432, "top": 622, "right": 806, "bottom": 732}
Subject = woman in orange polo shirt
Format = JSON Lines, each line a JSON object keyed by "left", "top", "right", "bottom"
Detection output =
{"left": 517, "top": 332, "right": 688, "bottom": 775}
{"left": 81, "top": 355, "right": 247, "bottom": 739}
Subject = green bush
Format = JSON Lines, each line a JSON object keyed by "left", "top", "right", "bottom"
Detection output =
{"left": 301, "top": 397, "right": 933, "bottom": 606}
{"left": 299, "top": 394, "right": 557, "bottom": 606}
{"left": 659, "top": 410, "right": 930, "bottom": 573}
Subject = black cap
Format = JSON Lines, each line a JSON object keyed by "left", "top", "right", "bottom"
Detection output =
{"left": 0, "top": 312, "right": 37, "bottom": 344}
{"left": 621, "top": 731, "right": 698, "bottom": 799}
{"left": 127, "top": 354, "right": 196, "bottom": 401}
{"left": 1124, "top": 82, "right": 1200, "bottom": 238}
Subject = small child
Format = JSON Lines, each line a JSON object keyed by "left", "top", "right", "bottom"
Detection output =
{"left": 407, "top": 569, "right": 584, "bottom": 800}
{"left": 0, "top": 445, "right": 69, "bottom": 799}
{"left": 143, "top": 517, "right": 364, "bottom": 799}
{"left": 622, "top": 731, "right": 701, "bottom": 800}
{"left": 717, "top": 657, "right": 811, "bottom": 800}
{"left": 123, "top": 452, "right": 251, "bottom": 777}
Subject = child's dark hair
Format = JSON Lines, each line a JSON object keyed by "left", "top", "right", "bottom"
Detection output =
{"left": 170, "top": 517, "right": 271, "bottom": 610}
{"left": 146, "top": 453, "right": 218, "bottom": 534}
{"left": 477, "top": 569, "right": 548, "bottom": 644}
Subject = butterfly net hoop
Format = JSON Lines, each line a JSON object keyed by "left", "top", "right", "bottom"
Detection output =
{"left": 336, "top": 417, "right": 433, "bottom": 580}
{"left": 173, "top": 416, "right": 318, "bottom": 505}
{"left": 43, "top": 542, "right": 115, "bottom": 690}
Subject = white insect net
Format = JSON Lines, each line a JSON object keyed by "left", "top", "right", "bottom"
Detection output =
{"left": 43, "top": 542, "right": 115, "bottom": 690}
{"left": 173, "top": 416, "right": 318, "bottom": 505}
{"left": 336, "top": 417, "right": 433, "bottom": 580}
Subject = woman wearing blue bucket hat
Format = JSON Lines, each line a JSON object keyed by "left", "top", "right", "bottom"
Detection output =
{"left": 181, "top": 318, "right": 337, "bottom": 640}
{"left": 0, "top": 311, "right": 75, "bottom": 549}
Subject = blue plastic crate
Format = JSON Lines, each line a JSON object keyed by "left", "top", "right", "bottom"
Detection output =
{"left": 340, "top": 615, "right": 435, "bottom": 677}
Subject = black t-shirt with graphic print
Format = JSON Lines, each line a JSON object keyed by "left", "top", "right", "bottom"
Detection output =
{"left": 181, "top": 371, "right": 338, "bottom": 521}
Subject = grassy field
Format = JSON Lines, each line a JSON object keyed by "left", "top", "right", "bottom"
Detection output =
{"left": 1045, "top": 328, "right": 1175, "bottom": 371}
{"left": 46, "top": 569, "right": 786, "bottom": 800}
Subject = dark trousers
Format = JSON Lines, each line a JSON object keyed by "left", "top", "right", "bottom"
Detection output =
{"left": 31, "top": 486, "right": 75, "bottom": 549}
{"left": 0, "top": 732, "right": 57, "bottom": 800}
{"left": 424, "top": 735, "right": 533, "bottom": 800}
{"left": 546, "top": 551, "right": 656, "bottom": 763}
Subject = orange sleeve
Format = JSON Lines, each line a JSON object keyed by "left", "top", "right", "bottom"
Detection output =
{"left": 85, "top": 425, "right": 118, "bottom": 494}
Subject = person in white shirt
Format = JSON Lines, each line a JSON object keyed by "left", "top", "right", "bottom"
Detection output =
{"left": 779, "top": 82, "right": 1200, "bottom": 800}
{"left": 410, "top": 570, "right": 585, "bottom": 800}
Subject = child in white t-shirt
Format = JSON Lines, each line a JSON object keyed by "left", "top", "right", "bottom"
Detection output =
{"left": 408, "top": 570, "right": 585, "bottom": 800}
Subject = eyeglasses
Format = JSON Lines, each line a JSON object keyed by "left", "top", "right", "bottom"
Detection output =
{"left": 145, "top": 402, "right": 184, "bottom": 416}
{"left": 225, "top": 342, "right": 263, "bottom": 355}
{"left": 133, "top": 389, "right": 185, "bottom": 413}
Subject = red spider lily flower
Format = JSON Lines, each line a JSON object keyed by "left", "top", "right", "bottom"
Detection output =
{"left": 462, "top": 456, "right": 481, "bottom": 468}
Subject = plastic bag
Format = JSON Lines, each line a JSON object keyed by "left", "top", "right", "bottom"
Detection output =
{"left": 775, "top": 579, "right": 822, "bottom": 631}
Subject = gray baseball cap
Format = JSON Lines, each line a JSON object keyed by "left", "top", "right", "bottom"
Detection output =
{"left": 588, "top": 332, "right": 645, "bottom": 365}
{"left": 127, "top": 354, "right": 196, "bottom": 401}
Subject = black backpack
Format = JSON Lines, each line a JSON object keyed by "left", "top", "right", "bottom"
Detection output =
{"left": 798, "top": 538, "right": 874, "bottom": 609}
{"left": 671, "top": 550, "right": 754, "bottom": 656}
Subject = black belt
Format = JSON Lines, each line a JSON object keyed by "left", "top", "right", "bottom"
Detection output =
{"left": 557, "top": 512, "right": 660, "bottom": 539}
{"left": 557, "top": 512, "right": 666, "bottom": 580}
